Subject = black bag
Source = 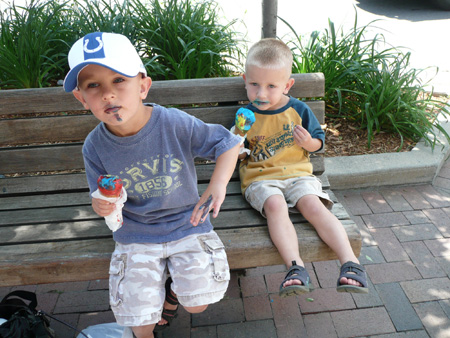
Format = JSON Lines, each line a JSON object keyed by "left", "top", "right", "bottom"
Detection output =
{"left": 0, "top": 290, "right": 55, "bottom": 338}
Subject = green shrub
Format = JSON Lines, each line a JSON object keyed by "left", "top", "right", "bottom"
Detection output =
{"left": 281, "top": 15, "right": 450, "bottom": 150}
{"left": 69, "top": 0, "right": 138, "bottom": 43}
{"left": 0, "top": 0, "right": 70, "bottom": 89}
{"left": 130, "top": 0, "right": 244, "bottom": 80}
{"left": 0, "top": 0, "right": 244, "bottom": 88}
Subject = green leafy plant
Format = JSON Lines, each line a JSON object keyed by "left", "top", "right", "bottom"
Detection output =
{"left": 0, "top": 0, "right": 70, "bottom": 89}
{"left": 281, "top": 14, "right": 450, "bottom": 150}
{"left": 70, "top": 0, "right": 138, "bottom": 43}
{"left": 130, "top": 0, "right": 244, "bottom": 80}
{"left": 0, "top": 0, "right": 244, "bottom": 88}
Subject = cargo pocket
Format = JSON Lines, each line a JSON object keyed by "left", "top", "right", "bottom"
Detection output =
{"left": 109, "top": 254, "right": 126, "bottom": 307}
{"left": 204, "top": 238, "right": 230, "bottom": 282}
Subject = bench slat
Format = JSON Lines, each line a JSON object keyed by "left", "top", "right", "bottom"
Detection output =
{"left": 0, "top": 219, "right": 359, "bottom": 287}
{"left": 0, "top": 178, "right": 330, "bottom": 211}
{"left": 0, "top": 158, "right": 324, "bottom": 192}
{"left": 0, "top": 73, "right": 324, "bottom": 115}
{"left": 0, "top": 194, "right": 349, "bottom": 229}
{"left": 0, "top": 101, "right": 324, "bottom": 146}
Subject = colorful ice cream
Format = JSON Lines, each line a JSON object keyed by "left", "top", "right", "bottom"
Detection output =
{"left": 97, "top": 175, "right": 123, "bottom": 198}
{"left": 234, "top": 107, "right": 256, "bottom": 137}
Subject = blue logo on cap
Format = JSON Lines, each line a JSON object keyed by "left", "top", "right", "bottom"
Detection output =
{"left": 83, "top": 32, "right": 105, "bottom": 60}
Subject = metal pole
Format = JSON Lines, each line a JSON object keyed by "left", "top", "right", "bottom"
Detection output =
{"left": 261, "top": 0, "right": 278, "bottom": 38}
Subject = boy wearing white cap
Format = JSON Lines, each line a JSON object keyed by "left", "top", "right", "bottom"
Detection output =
{"left": 65, "top": 32, "right": 240, "bottom": 337}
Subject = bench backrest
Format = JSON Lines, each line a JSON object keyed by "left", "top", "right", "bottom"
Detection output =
{"left": 0, "top": 73, "right": 325, "bottom": 195}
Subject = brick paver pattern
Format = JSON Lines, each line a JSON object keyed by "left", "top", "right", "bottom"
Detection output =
{"left": 3, "top": 161, "right": 450, "bottom": 337}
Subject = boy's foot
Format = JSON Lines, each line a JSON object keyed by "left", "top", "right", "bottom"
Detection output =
{"left": 336, "top": 261, "right": 369, "bottom": 293}
{"left": 154, "top": 277, "right": 179, "bottom": 331}
{"left": 279, "top": 261, "right": 312, "bottom": 297}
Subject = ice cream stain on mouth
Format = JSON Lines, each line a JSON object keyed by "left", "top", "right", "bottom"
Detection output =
{"left": 105, "top": 106, "right": 122, "bottom": 121}
{"left": 253, "top": 100, "right": 269, "bottom": 106}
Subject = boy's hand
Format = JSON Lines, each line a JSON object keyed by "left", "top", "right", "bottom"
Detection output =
{"left": 293, "top": 125, "right": 312, "bottom": 148}
{"left": 190, "top": 184, "right": 226, "bottom": 226}
{"left": 293, "top": 125, "right": 322, "bottom": 152}
{"left": 92, "top": 197, "right": 115, "bottom": 217}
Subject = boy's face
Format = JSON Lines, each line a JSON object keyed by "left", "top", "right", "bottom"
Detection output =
{"left": 72, "top": 64, "right": 151, "bottom": 135}
{"left": 243, "top": 65, "right": 294, "bottom": 111}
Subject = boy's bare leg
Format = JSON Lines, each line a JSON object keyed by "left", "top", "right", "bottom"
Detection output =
{"left": 157, "top": 303, "right": 208, "bottom": 326}
{"left": 134, "top": 304, "right": 208, "bottom": 337}
{"left": 264, "top": 194, "right": 304, "bottom": 288}
{"left": 132, "top": 324, "right": 156, "bottom": 338}
{"left": 296, "top": 195, "right": 362, "bottom": 287}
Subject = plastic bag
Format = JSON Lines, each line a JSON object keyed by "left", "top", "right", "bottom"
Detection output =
{"left": 77, "top": 322, "right": 133, "bottom": 338}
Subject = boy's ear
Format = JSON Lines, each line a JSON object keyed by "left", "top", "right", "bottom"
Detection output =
{"left": 284, "top": 77, "right": 295, "bottom": 95}
{"left": 140, "top": 76, "right": 152, "bottom": 100}
{"left": 72, "top": 89, "right": 90, "bottom": 110}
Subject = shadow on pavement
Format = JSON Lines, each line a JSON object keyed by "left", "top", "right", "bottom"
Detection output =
{"left": 356, "top": 0, "right": 450, "bottom": 21}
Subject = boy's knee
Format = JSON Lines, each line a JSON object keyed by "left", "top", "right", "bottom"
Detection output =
{"left": 184, "top": 304, "right": 208, "bottom": 314}
{"left": 297, "top": 195, "right": 325, "bottom": 215}
{"left": 263, "top": 194, "right": 287, "bottom": 214}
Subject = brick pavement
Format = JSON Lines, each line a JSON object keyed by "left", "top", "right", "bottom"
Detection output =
{"left": 3, "top": 161, "right": 450, "bottom": 337}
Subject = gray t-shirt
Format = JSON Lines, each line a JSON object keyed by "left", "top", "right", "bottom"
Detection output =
{"left": 83, "top": 104, "right": 241, "bottom": 244}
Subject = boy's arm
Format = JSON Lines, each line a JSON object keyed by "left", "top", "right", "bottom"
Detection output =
{"left": 190, "top": 143, "right": 240, "bottom": 226}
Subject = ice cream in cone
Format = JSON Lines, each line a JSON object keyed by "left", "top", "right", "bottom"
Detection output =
{"left": 97, "top": 175, "right": 123, "bottom": 198}
{"left": 234, "top": 107, "right": 255, "bottom": 137}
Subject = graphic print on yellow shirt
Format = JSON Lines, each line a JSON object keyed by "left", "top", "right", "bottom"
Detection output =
{"left": 239, "top": 97, "right": 325, "bottom": 194}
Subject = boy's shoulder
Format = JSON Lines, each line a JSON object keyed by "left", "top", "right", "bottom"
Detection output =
{"left": 288, "top": 96, "right": 312, "bottom": 113}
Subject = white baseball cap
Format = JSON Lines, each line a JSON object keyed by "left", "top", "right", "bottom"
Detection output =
{"left": 63, "top": 32, "right": 147, "bottom": 92}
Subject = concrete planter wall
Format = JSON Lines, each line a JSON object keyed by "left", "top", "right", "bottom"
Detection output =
{"left": 325, "top": 116, "right": 450, "bottom": 190}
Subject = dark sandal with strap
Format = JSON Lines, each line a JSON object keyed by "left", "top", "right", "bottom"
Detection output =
{"left": 279, "top": 261, "right": 312, "bottom": 297}
{"left": 154, "top": 277, "right": 179, "bottom": 332}
{"left": 336, "top": 261, "right": 369, "bottom": 294}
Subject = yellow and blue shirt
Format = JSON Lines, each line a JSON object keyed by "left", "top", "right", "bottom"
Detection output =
{"left": 239, "top": 96, "right": 325, "bottom": 193}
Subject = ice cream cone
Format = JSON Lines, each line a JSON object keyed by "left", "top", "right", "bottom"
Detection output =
{"left": 234, "top": 107, "right": 255, "bottom": 137}
{"left": 97, "top": 175, "right": 123, "bottom": 198}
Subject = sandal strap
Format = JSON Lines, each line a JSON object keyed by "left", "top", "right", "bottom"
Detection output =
{"left": 338, "top": 261, "right": 368, "bottom": 288}
{"left": 164, "top": 277, "right": 179, "bottom": 306}
{"left": 280, "top": 264, "right": 310, "bottom": 289}
{"left": 161, "top": 308, "right": 178, "bottom": 320}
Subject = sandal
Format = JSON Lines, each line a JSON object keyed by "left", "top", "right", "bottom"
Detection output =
{"left": 154, "top": 277, "right": 179, "bottom": 332}
{"left": 336, "top": 261, "right": 369, "bottom": 294}
{"left": 279, "top": 261, "right": 312, "bottom": 297}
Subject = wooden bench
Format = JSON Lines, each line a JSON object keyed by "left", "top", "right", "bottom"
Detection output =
{"left": 0, "top": 73, "right": 361, "bottom": 287}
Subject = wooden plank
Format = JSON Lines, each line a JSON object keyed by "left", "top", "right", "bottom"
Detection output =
{"left": 0, "top": 144, "right": 85, "bottom": 174}
{"left": 0, "top": 239, "right": 114, "bottom": 286}
{"left": 0, "top": 173, "right": 87, "bottom": 195}
{"left": 0, "top": 220, "right": 360, "bottom": 286}
{"left": 0, "top": 115, "right": 98, "bottom": 146}
{"left": 0, "top": 156, "right": 324, "bottom": 193}
{"left": 0, "top": 219, "right": 360, "bottom": 287}
{"left": 0, "top": 192, "right": 90, "bottom": 211}
{"left": 1, "top": 178, "right": 330, "bottom": 211}
{"left": 0, "top": 101, "right": 324, "bottom": 146}
{"left": 0, "top": 195, "right": 350, "bottom": 230}
{"left": 0, "top": 73, "right": 324, "bottom": 116}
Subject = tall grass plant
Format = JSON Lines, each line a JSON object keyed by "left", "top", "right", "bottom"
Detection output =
{"left": 282, "top": 14, "right": 450, "bottom": 150}
{"left": 0, "top": 0, "right": 244, "bottom": 88}
{"left": 0, "top": 0, "right": 70, "bottom": 88}
{"left": 130, "top": 0, "right": 244, "bottom": 80}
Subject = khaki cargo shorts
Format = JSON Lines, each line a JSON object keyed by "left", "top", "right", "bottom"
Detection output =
{"left": 245, "top": 176, "right": 333, "bottom": 217}
{"left": 109, "top": 231, "right": 230, "bottom": 327}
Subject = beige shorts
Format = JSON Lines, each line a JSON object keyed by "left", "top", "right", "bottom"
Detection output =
{"left": 244, "top": 176, "right": 333, "bottom": 217}
{"left": 109, "top": 231, "right": 230, "bottom": 327}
